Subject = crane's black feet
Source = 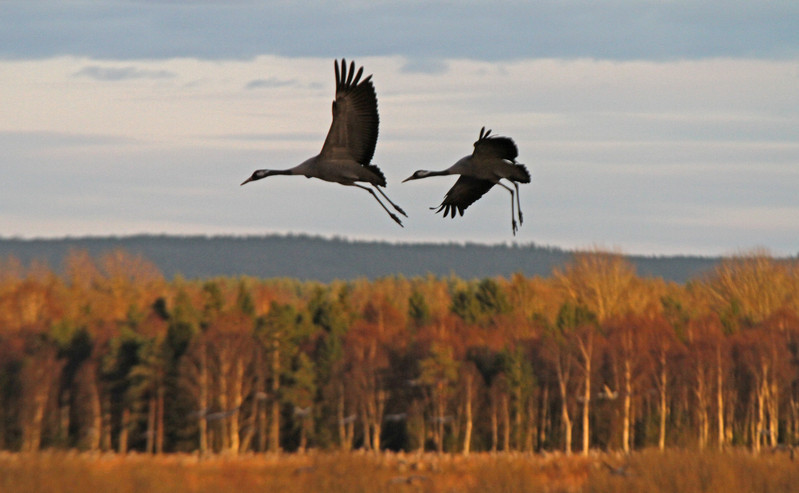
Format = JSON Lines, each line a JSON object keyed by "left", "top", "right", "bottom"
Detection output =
{"left": 511, "top": 219, "right": 518, "bottom": 236}
{"left": 518, "top": 211, "right": 523, "bottom": 226}
{"left": 391, "top": 213, "right": 404, "bottom": 227}
{"left": 394, "top": 204, "right": 408, "bottom": 217}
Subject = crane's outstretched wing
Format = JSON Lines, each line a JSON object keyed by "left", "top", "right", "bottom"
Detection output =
{"left": 321, "top": 59, "right": 380, "bottom": 168}
{"left": 473, "top": 126, "right": 518, "bottom": 161}
{"left": 432, "top": 176, "right": 495, "bottom": 218}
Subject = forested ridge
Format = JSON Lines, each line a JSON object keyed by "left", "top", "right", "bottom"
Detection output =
{"left": 1, "top": 246, "right": 798, "bottom": 456}
{"left": 0, "top": 234, "right": 721, "bottom": 283}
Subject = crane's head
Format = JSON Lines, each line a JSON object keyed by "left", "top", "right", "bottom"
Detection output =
{"left": 240, "top": 169, "right": 270, "bottom": 185}
{"left": 402, "top": 170, "right": 436, "bottom": 182}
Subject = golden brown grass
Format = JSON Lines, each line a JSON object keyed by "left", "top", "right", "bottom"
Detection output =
{"left": 0, "top": 448, "right": 796, "bottom": 493}
{"left": 584, "top": 448, "right": 799, "bottom": 493}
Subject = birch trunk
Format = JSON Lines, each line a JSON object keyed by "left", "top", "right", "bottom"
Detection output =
{"left": 21, "top": 356, "right": 54, "bottom": 453}
{"left": 463, "top": 375, "right": 473, "bottom": 456}
{"left": 298, "top": 416, "right": 308, "bottom": 453}
{"left": 768, "top": 377, "right": 779, "bottom": 448}
{"left": 199, "top": 345, "right": 209, "bottom": 455}
{"left": 716, "top": 347, "right": 725, "bottom": 449}
{"left": 577, "top": 334, "right": 593, "bottom": 456}
{"left": 515, "top": 391, "right": 524, "bottom": 451}
{"left": 581, "top": 357, "right": 591, "bottom": 455}
{"left": 230, "top": 358, "right": 244, "bottom": 453}
{"left": 257, "top": 389, "right": 267, "bottom": 453}
{"left": 525, "top": 395, "right": 536, "bottom": 452}
{"left": 696, "top": 368, "right": 708, "bottom": 450}
{"left": 371, "top": 389, "right": 385, "bottom": 452}
{"left": 556, "top": 365, "right": 572, "bottom": 455}
{"left": 361, "top": 402, "right": 372, "bottom": 451}
{"left": 337, "top": 388, "right": 350, "bottom": 451}
{"left": 118, "top": 408, "right": 130, "bottom": 454}
{"left": 491, "top": 400, "right": 498, "bottom": 453}
{"left": 755, "top": 378, "right": 766, "bottom": 453}
{"left": 539, "top": 385, "right": 548, "bottom": 450}
{"left": 269, "top": 340, "right": 281, "bottom": 453}
{"left": 417, "top": 404, "right": 426, "bottom": 453}
{"left": 89, "top": 374, "right": 102, "bottom": 452}
{"left": 101, "top": 394, "right": 112, "bottom": 451}
{"left": 501, "top": 394, "right": 510, "bottom": 452}
{"left": 155, "top": 385, "right": 164, "bottom": 454}
{"left": 146, "top": 395, "right": 155, "bottom": 454}
{"left": 436, "top": 392, "right": 446, "bottom": 453}
{"left": 59, "top": 390, "right": 70, "bottom": 447}
{"left": 217, "top": 352, "right": 230, "bottom": 453}
{"left": 658, "top": 362, "right": 667, "bottom": 451}
{"left": 24, "top": 391, "right": 47, "bottom": 452}
{"left": 622, "top": 358, "right": 631, "bottom": 453}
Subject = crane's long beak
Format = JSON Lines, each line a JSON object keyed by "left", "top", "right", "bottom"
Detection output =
{"left": 401, "top": 175, "right": 416, "bottom": 183}
{"left": 240, "top": 176, "right": 253, "bottom": 186}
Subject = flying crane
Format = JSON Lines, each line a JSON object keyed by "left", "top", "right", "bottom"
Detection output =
{"left": 403, "top": 127, "right": 530, "bottom": 235}
{"left": 241, "top": 59, "right": 406, "bottom": 227}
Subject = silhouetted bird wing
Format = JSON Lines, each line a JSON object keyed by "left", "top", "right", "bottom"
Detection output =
{"left": 433, "top": 176, "right": 495, "bottom": 218}
{"left": 473, "top": 129, "right": 518, "bottom": 161}
{"left": 321, "top": 58, "right": 380, "bottom": 167}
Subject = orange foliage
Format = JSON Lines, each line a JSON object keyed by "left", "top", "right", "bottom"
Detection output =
{"left": 0, "top": 248, "right": 798, "bottom": 456}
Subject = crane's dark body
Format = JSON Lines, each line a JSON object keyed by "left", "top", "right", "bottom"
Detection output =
{"left": 241, "top": 59, "right": 405, "bottom": 226}
{"left": 403, "top": 127, "right": 531, "bottom": 234}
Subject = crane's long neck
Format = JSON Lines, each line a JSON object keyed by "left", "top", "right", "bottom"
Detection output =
{"left": 425, "top": 169, "right": 454, "bottom": 177}
{"left": 403, "top": 167, "right": 456, "bottom": 183}
{"left": 241, "top": 167, "right": 295, "bottom": 185}
{"left": 259, "top": 169, "right": 295, "bottom": 178}
{"left": 243, "top": 157, "right": 318, "bottom": 185}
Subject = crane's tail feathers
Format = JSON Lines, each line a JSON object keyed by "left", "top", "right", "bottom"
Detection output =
{"left": 363, "top": 163, "right": 387, "bottom": 187}
{"left": 515, "top": 164, "right": 532, "bottom": 183}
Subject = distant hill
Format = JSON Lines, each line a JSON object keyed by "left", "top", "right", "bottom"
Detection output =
{"left": 0, "top": 234, "right": 722, "bottom": 283}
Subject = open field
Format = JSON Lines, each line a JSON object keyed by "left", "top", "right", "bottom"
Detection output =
{"left": 0, "top": 449, "right": 796, "bottom": 493}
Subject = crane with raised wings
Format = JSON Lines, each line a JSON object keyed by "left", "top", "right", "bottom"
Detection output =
{"left": 241, "top": 59, "right": 406, "bottom": 227}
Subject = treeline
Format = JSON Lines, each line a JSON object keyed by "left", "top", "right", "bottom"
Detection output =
{"left": 0, "top": 234, "right": 722, "bottom": 283}
{"left": 0, "top": 248, "right": 797, "bottom": 455}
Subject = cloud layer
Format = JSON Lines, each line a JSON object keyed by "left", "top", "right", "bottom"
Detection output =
{"left": 3, "top": 1, "right": 798, "bottom": 61}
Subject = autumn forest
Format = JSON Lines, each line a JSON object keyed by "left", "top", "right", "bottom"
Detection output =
{"left": 1, "top": 248, "right": 798, "bottom": 458}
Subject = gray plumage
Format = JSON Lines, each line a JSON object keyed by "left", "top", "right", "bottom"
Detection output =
{"left": 241, "top": 59, "right": 406, "bottom": 226}
{"left": 403, "top": 127, "right": 531, "bottom": 235}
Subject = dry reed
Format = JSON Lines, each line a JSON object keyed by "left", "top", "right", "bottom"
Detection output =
{"left": 0, "top": 448, "right": 796, "bottom": 493}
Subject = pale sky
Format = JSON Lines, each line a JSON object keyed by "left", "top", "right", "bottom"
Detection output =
{"left": 2, "top": 1, "right": 798, "bottom": 256}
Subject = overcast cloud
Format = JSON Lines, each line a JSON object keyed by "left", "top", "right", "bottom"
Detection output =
{"left": 3, "top": 1, "right": 798, "bottom": 61}
{"left": 1, "top": 1, "right": 798, "bottom": 256}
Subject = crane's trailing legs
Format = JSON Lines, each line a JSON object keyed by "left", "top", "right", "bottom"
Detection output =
{"left": 351, "top": 183, "right": 405, "bottom": 227}
{"left": 374, "top": 186, "right": 407, "bottom": 218}
{"left": 496, "top": 181, "right": 519, "bottom": 236}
